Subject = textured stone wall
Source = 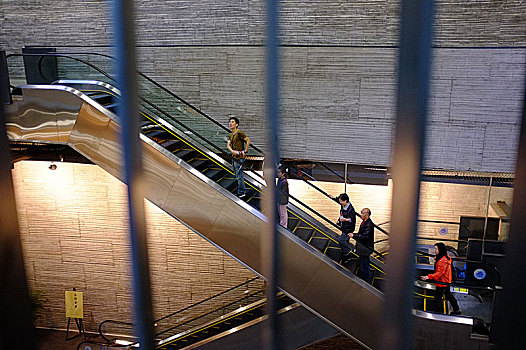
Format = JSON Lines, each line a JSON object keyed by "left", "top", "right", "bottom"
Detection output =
{"left": 2, "top": 1, "right": 525, "bottom": 172}
{"left": 12, "top": 161, "right": 256, "bottom": 331}
{"left": 1, "top": 1, "right": 525, "bottom": 47}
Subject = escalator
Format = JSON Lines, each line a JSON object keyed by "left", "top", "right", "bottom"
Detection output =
{"left": 97, "top": 278, "right": 339, "bottom": 349}
{"left": 5, "top": 52, "right": 493, "bottom": 349}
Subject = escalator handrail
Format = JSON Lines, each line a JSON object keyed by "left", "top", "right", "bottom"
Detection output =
{"left": 155, "top": 276, "right": 259, "bottom": 323}
{"left": 98, "top": 320, "right": 135, "bottom": 343}
{"left": 98, "top": 277, "right": 260, "bottom": 341}
{"left": 154, "top": 289, "right": 265, "bottom": 339}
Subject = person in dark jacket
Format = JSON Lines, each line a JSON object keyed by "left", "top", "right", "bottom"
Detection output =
{"left": 350, "top": 208, "right": 374, "bottom": 283}
{"left": 276, "top": 166, "right": 289, "bottom": 227}
{"left": 330, "top": 193, "right": 357, "bottom": 263}
{"left": 421, "top": 242, "right": 461, "bottom": 315}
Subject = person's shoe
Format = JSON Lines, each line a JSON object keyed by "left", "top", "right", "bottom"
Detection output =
{"left": 450, "top": 310, "right": 462, "bottom": 316}
{"left": 238, "top": 193, "right": 247, "bottom": 199}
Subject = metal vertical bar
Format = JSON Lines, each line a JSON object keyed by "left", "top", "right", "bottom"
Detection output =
{"left": 111, "top": 1, "right": 155, "bottom": 349}
{"left": 379, "top": 0, "right": 434, "bottom": 349}
{"left": 344, "top": 163, "right": 348, "bottom": 193}
{"left": 495, "top": 69, "right": 526, "bottom": 349}
{"left": 262, "top": 0, "right": 281, "bottom": 349}
{"left": 0, "top": 51, "right": 12, "bottom": 104}
{"left": 0, "top": 58, "right": 37, "bottom": 350}
{"left": 481, "top": 175, "right": 493, "bottom": 259}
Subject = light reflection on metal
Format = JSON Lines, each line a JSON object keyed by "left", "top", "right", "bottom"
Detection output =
{"left": 379, "top": 0, "right": 434, "bottom": 349}
{"left": 111, "top": 0, "right": 155, "bottom": 348}
{"left": 262, "top": 0, "right": 282, "bottom": 349}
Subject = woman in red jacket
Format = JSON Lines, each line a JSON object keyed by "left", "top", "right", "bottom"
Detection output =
{"left": 421, "top": 242, "right": 461, "bottom": 315}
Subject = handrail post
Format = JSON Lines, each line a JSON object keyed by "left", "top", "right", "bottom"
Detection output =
{"left": 344, "top": 162, "right": 348, "bottom": 193}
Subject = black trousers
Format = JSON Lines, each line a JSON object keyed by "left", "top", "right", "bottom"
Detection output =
{"left": 357, "top": 255, "right": 371, "bottom": 284}
{"left": 433, "top": 286, "right": 459, "bottom": 313}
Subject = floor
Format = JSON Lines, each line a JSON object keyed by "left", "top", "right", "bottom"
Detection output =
{"left": 36, "top": 328, "right": 103, "bottom": 350}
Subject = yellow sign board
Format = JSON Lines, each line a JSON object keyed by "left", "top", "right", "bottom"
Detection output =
{"left": 65, "top": 291, "right": 84, "bottom": 318}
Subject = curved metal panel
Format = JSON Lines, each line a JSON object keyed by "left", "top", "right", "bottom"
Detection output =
{"left": 185, "top": 304, "right": 339, "bottom": 350}
{"left": 69, "top": 102, "right": 111, "bottom": 160}
{"left": 95, "top": 119, "right": 124, "bottom": 180}
{"left": 207, "top": 199, "right": 263, "bottom": 271}
{"left": 7, "top": 86, "right": 82, "bottom": 142}
{"left": 141, "top": 140, "right": 182, "bottom": 208}
{"left": 4, "top": 101, "right": 21, "bottom": 139}
{"left": 163, "top": 169, "right": 228, "bottom": 236}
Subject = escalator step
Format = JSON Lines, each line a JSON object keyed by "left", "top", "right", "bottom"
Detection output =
{"left": 248, "top": 197, "right": 261, "bottom": 210}
{"left": 287, "top": 217, "right": 300, "bottom": 231}
{"left": 159, "top": 139, "right": 180, "bottom": 150}
{"left": 293, "top": 227, "right": 314, "bottom": 241}
{"left": 187, "top": 158, "right": 209, "bottom": 169}
{"left": 164, "top": 140, "right": 185, "bottom": 153}
{"left": 174, "top": 149, "right": 197, "bottom": 160}
{"left": 104, "top": 103, "right": 119, "bottom": 112}
{"left": 218, "top": 178, "right": 237, "bottom": 191}
{"left": 309, "top": 233, "right": 330, "bottom": 251}
{"left": 325, "top": 244, "right": 343, "bottom": 262}
{"left": 202, "top": 168, "right": 223, "bottom": 180}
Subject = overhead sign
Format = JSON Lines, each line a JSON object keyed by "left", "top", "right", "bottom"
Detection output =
{"left": 65, "top": 290, "right": 84, "bottom": 319}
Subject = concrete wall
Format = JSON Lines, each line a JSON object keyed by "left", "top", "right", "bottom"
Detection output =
{"left": 2, "top": 1, "right": 525, "bottom": 172}
{"left": 12, "top": 161, "right": 256, "bottom": 331}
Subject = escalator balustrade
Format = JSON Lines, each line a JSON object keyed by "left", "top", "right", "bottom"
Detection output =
{"left": 82, "top": 87, "right": 387, "bottom": 290}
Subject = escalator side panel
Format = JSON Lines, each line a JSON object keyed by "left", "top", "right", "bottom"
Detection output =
{"left": 207, "top": 198, "right": 263, "bottom": 272}
{"left": 69, "top": 102, "right": 111, "bottom": 161}
{"left": 163, "top": 168, "right": 230, "bottom": 236}
{"left": 95, "top": 119, "right": 125, "bottom": 178}
{"left": 184, "top": 305, "right": 340, "bottom": 350}
{"left": 142, "top": 141, "right": 184, "bottom": 208}
{"left": 52, "top": 89, "right": 84, "bottom": 143}
{"left": 279, "top": 234, "right": 383, "bottom": 349}
{"left": 7, "top": 86, "right": 81, "bottom": 142}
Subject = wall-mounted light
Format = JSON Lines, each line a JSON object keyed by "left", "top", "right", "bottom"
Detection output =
{"left": 49, "top": 162, "right": 57, "bottom": 170}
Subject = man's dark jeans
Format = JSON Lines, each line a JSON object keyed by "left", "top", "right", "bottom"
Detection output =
{"left": 358, "top": 255, "right": 371, "bottom": 284}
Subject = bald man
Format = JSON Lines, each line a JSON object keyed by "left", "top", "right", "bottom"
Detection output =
{"left": 350, "top": 208, "right": 374, "bottom": 283}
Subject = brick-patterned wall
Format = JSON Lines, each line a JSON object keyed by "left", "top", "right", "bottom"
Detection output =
{"left": 2, "top": 1, "right": 525, "bottom": 172}
{"left": 12, "top": 161, "right": 256, "bottom": 331}
{"left": 1, "top": 1, "right": 525, "bottom": 48}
